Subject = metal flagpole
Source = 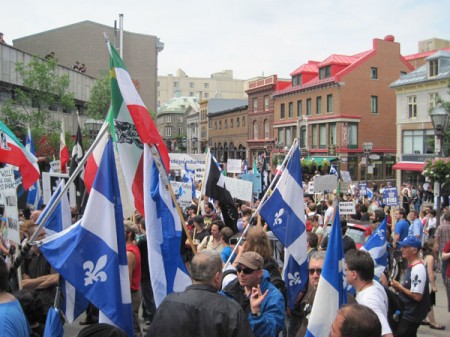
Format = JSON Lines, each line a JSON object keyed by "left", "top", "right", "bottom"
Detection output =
{"left": 223, "top": 138, "right": 299, "bottom": 269}
{"left": 28, "top": 122, "right": 110, "bottom": 244}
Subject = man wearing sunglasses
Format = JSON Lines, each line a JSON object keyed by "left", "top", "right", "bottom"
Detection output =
{"left": 233, "top": 251, "right": 285, "bottom": 337}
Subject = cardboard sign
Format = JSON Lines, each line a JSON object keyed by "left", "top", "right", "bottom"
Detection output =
{"left": 382, "top": 187, "right": 399, "bottom": 206}
{"left": 339, "top": 201, "right": 356, "bottom": 215}
{"left": 340, "top": 171, "right": 352, "bottom": 183}
{"left": 227, "top": 159, "right": 243, "bottom": 174}
{"left": 42, "top": 172, "right": 76, "bottom": 207}
{"left": 224, "top": 176, "right": 253, "bottom": 202}
{"left": 240, "top": 173, "right": 262, "bottom": 194}
{"left": 314, "top": 175, "right": 338, "bottom": 194}
{"left": 359, "top": 182, "right": 368, "bottom": 196}
{"left": 0, "top": 168, "right": 20, "bottom": 244}
{"left": 50, "top": 160, "right": 61, "bottom": 173}
{"left": 170, "top": 181, "right": 193, "bottom": 209}
{"left": 308, "top": 181, "right": 315, "bottom": 194}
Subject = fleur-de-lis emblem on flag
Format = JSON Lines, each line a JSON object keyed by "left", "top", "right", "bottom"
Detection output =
{"left": 288, "top": 272, "right": 302, "bottom": 286}
{"left": 376, "top": 229, "right": 385, "bottom": 241}
{"left": 274, "top": 208, "right": 285, "bottom": 226}
{"left": 83, "top": 255, "right": 108, "bottom": 286}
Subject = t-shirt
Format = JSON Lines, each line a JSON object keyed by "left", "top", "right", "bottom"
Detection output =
{"left": 324, "top": 207, "right": 334, "bottom": 225}
{"left": 0, "top": 299, "right": 31, "bottom": 337}
{"left": 356, "top": 281, "right": 392, "bottom": 336}
{"left": 394, "top": 220, "right": 409, "bottom": 242}
{"left": 221, "top": 246, "right": 236, "bottom": 264}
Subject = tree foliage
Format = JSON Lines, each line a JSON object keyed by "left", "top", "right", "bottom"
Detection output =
{"left": 86, "top": 74, "right": 111, "bottom": 119}
{"left": 422, "top": 158, "right": 450, "bottom": 186}
{"left": 1, "top": 57, "right": 75, "bottom": 132}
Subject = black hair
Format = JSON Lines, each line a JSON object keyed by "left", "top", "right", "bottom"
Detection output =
{"left": 345, "top": 250, "right": 374, "bottom": 282}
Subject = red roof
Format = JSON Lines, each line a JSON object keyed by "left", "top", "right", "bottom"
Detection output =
{"left": 317, "top": 54, "right": 359, "bottom": 67}
{"left": 405, "top": 47, "right": 450, "bottom": 61}
{"left": 290, "top": 61, "right": 319, "bottom": 76}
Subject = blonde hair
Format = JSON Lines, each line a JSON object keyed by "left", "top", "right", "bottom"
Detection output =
{"left": 243, "top": 226, "right": 272, "bottom": 261}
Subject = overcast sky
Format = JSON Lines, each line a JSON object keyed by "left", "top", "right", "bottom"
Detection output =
{"left": 4, "top": 0, "right": 449, "bottom": 79}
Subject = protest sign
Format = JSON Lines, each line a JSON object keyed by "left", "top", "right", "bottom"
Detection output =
{"left": 308, "top": 181, "right": 315, "bottom": 194}
{"left": 227, "top": 159, "right": 242, "bottom": 174}
{"left": 50, "top": 160, "right": 61, "bottom": 173}
{"left": 170, "top": 181, "right": 193, "bottom": 209}
{"left": 0, "top": 168, "right": 20, "bottom": 243}
{"left": 359, "top": 182, "right": 368, "bottom": 196}
{"left": 240, "top": 173, "right": 262, "bottom": 194}
{"left": 382, "top": 187, "right": 399, "bottom": 206}
{"left": 313, "top": 175, "right": 338, "bottom": 194}
{"left": 42, "top": 172, "right": 76, "bottom": 207}
{"left": 224, "top": 176, "right": 253, "bottom": 202}
{"left": 339, "top": 201, "right": 356, "bottom": 215}
{"left": 340, "top": 171, "right": 352, "bottom": 183}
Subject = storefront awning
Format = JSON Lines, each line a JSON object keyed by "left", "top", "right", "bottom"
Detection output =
{"left": 392, "top": 162, "right": 425, "bottom": 172}
{"left": 304, "top": 156, "right": 338, "bottom": 165}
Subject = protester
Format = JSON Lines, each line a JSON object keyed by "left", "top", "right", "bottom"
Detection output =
{"left": 435, "top": 210, "right": 450, "bottom": 280}
{"left": 392, "top": 208, "right": 409, "bottom": 249}
{"left": 220, "top": 227, "right": 237, "bottom": 264}
{"left": 147, "top": 250, "right": 253, "bottom": 337}
{"left": 14, "top": 289, "right": 44, "bottom": 336}
{"left": 421, "top": 239, "right": 445, "bottom": 329}
{"left": 390, "top": 236, "right": 430, "bottom": 337}
{"left": 330, "top": 303, "right": 381, "bottom": 337}
{"left": 0, "top": 257, "right": 31, "bottom": 337}
{"left": 408, "top": 210, "right": 423, "bottom": 241}
{"left": 344, "top": 250, "right": 392, "bottom": 337}
{"left": 198, "top": 219, "right": 224, "bottom": 252}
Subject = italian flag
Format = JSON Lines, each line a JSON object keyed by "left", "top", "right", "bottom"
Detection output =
{"left": 60, "top": 120, "right": 70, "bottom": 173}
{"left": 106, "top": 42, "right": 170, "bottom": 215}
{"left": 0, "top": 120, "right": 40, "bottom": 190}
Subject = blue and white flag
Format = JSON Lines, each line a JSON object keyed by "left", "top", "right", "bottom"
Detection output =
{"left": 306, "top": 208, "right": 347, "bottom": 337}
{"left": 243, "top": 161, "right": 248, "bottom": 174}
{"left": 144, "top": 145, "right": 191, "bottom": 307}
{"left": 43, "top": 307, "right": 64, "bottom": 337}
{"left": 361, "top": 218, "right": 387, "bottom": 278}
{"left": 329, "top": 164, "right": 338, "bottom": 176}
{"left": 25, "top": 127, "right": 43, "bottom": 210}
{"left": 37, "top": 180, "right": 72, "bottom": 237}
{"left": 259, "top": 142, "right": 308, "bottom": 309}
{"left": 39, "top": 138, "right": 134, "bottom": 336}
{"left": 183, "top": 162, "right": 196, "bottom": 199}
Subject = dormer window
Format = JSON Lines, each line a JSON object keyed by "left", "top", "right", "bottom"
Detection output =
{"left": 292, "top": 74, "right": 302, "bottom": 86}
{"left": 319, "top": 66, "right": 331, "bottom": 79}
{"left": 429, "top": 59, "right": 438, "bottom": 77}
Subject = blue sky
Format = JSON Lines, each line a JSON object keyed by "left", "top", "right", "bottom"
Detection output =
{"left": 5, "top": 0, "right": 449, "bottom": 79}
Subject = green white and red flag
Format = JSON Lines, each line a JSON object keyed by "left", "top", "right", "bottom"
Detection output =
{"left": 106, "top": 42, "right": 170, "bottom": 215}
{"left": 0, "top": 120, "right": 40, "bottom": 190}
{"left": 59, "top": 120, "right": 70, "bottom": 173}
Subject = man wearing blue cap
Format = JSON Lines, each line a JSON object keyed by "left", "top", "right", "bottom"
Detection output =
{"left": 390, "top": 236, "right": 430, "bottom": 337}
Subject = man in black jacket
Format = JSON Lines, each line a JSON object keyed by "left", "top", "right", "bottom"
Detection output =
{"left": 147, "top": 250, "right": 253, "bottom": 337}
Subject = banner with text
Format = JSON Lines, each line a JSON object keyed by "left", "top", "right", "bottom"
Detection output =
{"left": 0, "top": 168, "right": 20, "bottom": 244}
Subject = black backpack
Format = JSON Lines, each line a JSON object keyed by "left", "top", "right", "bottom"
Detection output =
{"left": 384, "top": 286, "right": 404, "bottom": 334}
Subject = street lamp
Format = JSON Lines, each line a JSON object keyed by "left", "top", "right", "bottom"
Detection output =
{"left": 430, "top": 105, "right": 449, "bottom": 228}
{"left": 362, "top": 142, "right": 373, "bottom": 184}
{"left": 430, "top": 105, "right": 449, "bottom": 157}
{"left": 84, "top": 118, "right": 103, "bottom": 140}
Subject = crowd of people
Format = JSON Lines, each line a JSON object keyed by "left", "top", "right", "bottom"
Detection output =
{"left": 1, "top": 179, "right": 450, "bottom": 337}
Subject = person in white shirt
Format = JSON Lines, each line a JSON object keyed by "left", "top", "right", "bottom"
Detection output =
{"left": 345, "top": 250, "right": 392, "bottom": 337}
{"left": 323, "top": 199, "right": 334, "bottom": 228}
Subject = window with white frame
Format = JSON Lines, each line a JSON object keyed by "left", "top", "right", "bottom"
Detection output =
{"left": 371, "top": 67, "right": 378, "bottom": 79}
{"left": 264, "top": 95, "right": 269, "bottom": 111}
{"left": 348, "top": 123, "right": 358, "bottom": 149}
{"left": 319, "top": 124, "right": 326, "bottom": 149}
{"left": 329, "top": 123, "right": 336, "bottom": 145}
{"left": 178, "top": 127, "right": 183, "bottom": 135}
{"left": 371, "top": 96, "right": 378, "bottom": 113}
{"left": 165, "top": 115, "right": 172, "bottom": 123}
{"left": 311, "top": 125, "right": 317, "bottom": 149}
{"left": 165, "top": 127, "right": 172, "bottom": 137}
{"left": 253, "top": 98, "right": 258, "bottom": 112}
{"left": 327, "top": 94, "right": 333, "bottom": 113}
{"left": 403, "top": 130, "right": 435, "bottom": 154}
{"left": 297, "top": 100, "right": 302, "bottom": 116}
{"left": 429, "top": 92, "right": 439, "bottom": 109}
{"left": 429, "top": 59, "right": 438, "bottom": 77}
{"left": 288, "top": 102, "right": 293, "bottom": 118}
{"left": 408, "top": 95, "right": 417, "bottom": 118}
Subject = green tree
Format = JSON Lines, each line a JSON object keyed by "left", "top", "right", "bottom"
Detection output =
{"left": 440, "top": 101, "right": 450, "bottom": 156}
{"left": 86, "top": 74, "right": 111, "bottom": 119}
{"left": 2, "top": 57, "right": 75, "bottom": 132}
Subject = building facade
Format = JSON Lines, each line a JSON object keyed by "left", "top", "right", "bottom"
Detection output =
{"left": 157, "top": 69, "right": 247, "bottom": 108}
{"left": 13, "top": 20, "right": 162, "bottom": 113}
{"left": 245, "top": 75, "right": 290, "bottom": 168}
{"left": 156, "top": 96, "right": 199, "bottom": 152}
{"left": 391, "top": 50, "right": 450, "bottom": 186}
{"left": 0, "top": 43, "right": 96, "bottom": 135}
{"left": 273, "top": 36, "right": 413, "bottom": 183}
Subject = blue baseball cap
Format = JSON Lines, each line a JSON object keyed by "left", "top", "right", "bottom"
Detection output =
{"left": 398, "top": 236, "right": 422, "bottom": 249}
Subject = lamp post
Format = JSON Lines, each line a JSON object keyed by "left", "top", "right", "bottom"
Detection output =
{"left": 430, "top": 104, "right": 449, "bottom": 228}
{"left": 362, "top": 142, "right": 373, "bottom": 185}
{"left": 84, "top": 118, "right": 103, "bottom": 140}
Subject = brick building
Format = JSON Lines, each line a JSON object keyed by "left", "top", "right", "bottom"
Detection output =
{"left": 273, "top": 35, "right": 413, "bottom": 182}
{"left": 245, "top": 75, "right": 290, "bottom": 168}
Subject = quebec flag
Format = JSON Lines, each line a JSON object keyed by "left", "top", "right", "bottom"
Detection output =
{"left": 361, "top": 218, "right": 387, "bottom": 279}
{"left": 39, "top": 138, "right": 133, "bottom": 336}
{"left": 144, "top": 145, "right": 192, "bottom": 307}
{"left": 259, "top": 141, "right": 308, "bottom": 309}
{"left": 306, "top": 208, "right": 347, "bottom": 337}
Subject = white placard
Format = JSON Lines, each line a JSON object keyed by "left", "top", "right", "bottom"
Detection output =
{"left": 314, "top": 175, "right": 338, "bottom": 194}
{"left": 224, "top": 176, "right": 253, "bottom": 202}
{"left": 227, "top": 159, "right": 243, "bottom": 174}
{"left": 339, "top": 201, "right": 356, "bottom": 215}
{"left": 170, "top": 181, "right": 193, "bottom": 209}
{"left": 340, "top": 171, "right": 352, "bottom": 183}
{"left": 50, "top": 160, "right": 61, "bottom": 173}
{"left": 42, "top": 172, "right": 76, "bottom": 207}
{"left": 0, "top": 168, "right": 20, "bottom": 244}
{"left": 308, "top": 181, "right": 315, "bottom": 194}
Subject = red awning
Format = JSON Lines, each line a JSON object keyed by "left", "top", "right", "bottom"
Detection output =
{"left": 392, "top": 162, "right": 425, "bottom": 172}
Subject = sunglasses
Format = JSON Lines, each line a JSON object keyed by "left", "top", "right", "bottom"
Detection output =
{"left": 236, "top": 266, "right": 258, "bottom": 275}
{"left": 308, "top": 268, "right": 322, "bottom": 275}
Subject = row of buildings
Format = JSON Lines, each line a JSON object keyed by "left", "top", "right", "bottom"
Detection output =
{"left": 1, "top": 20, "right": 449, "bottom": 186}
